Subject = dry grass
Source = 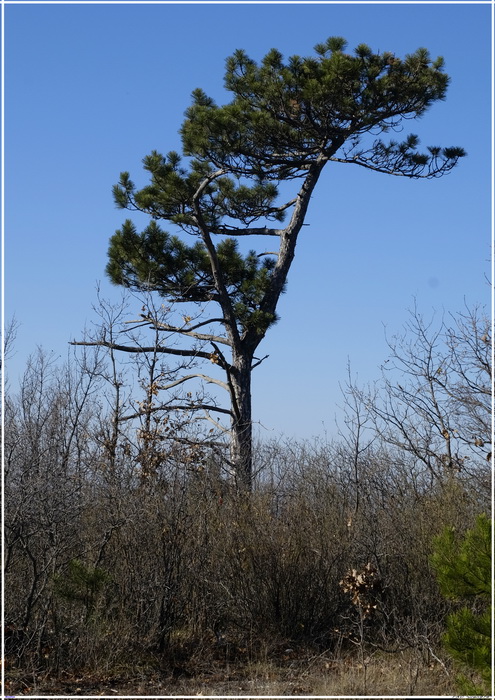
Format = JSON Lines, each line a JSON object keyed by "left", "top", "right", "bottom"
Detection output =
{"left": 181, "top": 652, "right": 456, "bottom": 697}
{"left": 6, "top": 648, "right": 458, "bottom": 697}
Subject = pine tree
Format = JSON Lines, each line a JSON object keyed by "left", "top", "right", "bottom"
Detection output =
{"left": 431, "top": 514, "right": 492, "bottom": 695}
{"left": 95, "top": 37, "right": 464, "bottom": 489}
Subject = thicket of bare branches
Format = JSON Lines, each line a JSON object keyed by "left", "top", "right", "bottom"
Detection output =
{"left": 4, "top": 303, "right": 490, "bottom": 684}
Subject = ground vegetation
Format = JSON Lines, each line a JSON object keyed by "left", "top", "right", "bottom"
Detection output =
{"left": 4, "top": 304, "right": 490, "bottom": 696}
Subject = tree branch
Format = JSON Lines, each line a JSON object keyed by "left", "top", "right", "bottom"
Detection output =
{"left": 157, "top": 372, "right": 230, "bottom": 393}
{"left": 252, "top": 354, "right": 269, "bottom": 370}
{"left": 70, "top": 339, "right": 214, "bottom": 362}
{"left": 203, "top": 409, "right": 231, "bottom": 433}
{"left": 192, "top": 173, "right": 242, "bottom": 351}
{"left": 329, "top": 148, "right": 464, "bottom": 179}
{"left": 128, "top": 315, "right": 232, "bottom": 346}
{"left": 211, "top": 226, "right": 283, "bottom": 237}
{"left": 249, "top": 157, "right": 326, "bottom": 349}
{"left": 121, "top": 401, "right": 234, "bottom": 422}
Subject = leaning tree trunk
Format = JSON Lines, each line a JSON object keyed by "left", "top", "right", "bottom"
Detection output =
{"left": 229, "top": 351, "right": 253, "bottom": 491}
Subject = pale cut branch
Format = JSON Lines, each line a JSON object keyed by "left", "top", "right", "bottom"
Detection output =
{"left": 157, "top": 372, "right": 230, "bottom": 393}
{"left": 203, "top": 409, "right": 230, "bottom": 433}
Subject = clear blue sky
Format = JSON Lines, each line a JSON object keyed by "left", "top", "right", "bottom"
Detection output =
{"left": 5, "top": 2, "right": 492, "bottom": 440}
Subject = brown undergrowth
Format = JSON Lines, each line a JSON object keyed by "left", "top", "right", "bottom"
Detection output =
{"left": 5, "top": 645, "right": 456, "bottom": 697}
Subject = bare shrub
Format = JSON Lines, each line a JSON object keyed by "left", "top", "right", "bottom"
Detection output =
{"left": 5, "top": 303, "right": 490, "bottom": 693}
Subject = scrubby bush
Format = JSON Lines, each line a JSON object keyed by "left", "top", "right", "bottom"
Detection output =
{"left": 4, "top": 304, "right": 491, "bottom": 683}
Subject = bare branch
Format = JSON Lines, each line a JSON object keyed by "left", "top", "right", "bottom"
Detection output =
{"left": 162, "top": 433, "right": 228, "bottom": 449}
{"left": 252, "top": 354, "right": 269, "bottom": 370}
{"left": 130, "top": 315, "right": 231, "bottom": 346}
{"left": 211, "top": 226, "right": 283, "bottom": 237}
{"left": 157, "top": 372, "right": 230, "bottom": 393}
{"left": 203, "top": 409, "right": 231, "bottom": 433}
{"left": 70, "top": 339, "right": 213, "bottom": 363}
{"left": 120, "top": 401, "right": 233, "bottom": 422}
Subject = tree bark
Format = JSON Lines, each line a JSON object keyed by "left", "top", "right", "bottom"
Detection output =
{"left": 227, "top": 162, "right": 327, "bottom": 490}
{"left": 229, "top": 350, "right": 253, "bottom": 491}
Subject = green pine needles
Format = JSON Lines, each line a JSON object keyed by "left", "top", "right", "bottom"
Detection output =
{"left": 108, "top": 37, "right": 465, "bottom": 339}
{"left": 431, "top": 514, "right": 492, "bottom": 695}
{"left": 53, "top": 559, "right": 111, "bottom": 622}
{"left": 102, "top": 36, "right": 465, "bottom": 488}
{"left": 107, "top": 221, "right": 279, "bottom": 334}
{"left": 181, "top": 38, "right": 464, "bottom": 179}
